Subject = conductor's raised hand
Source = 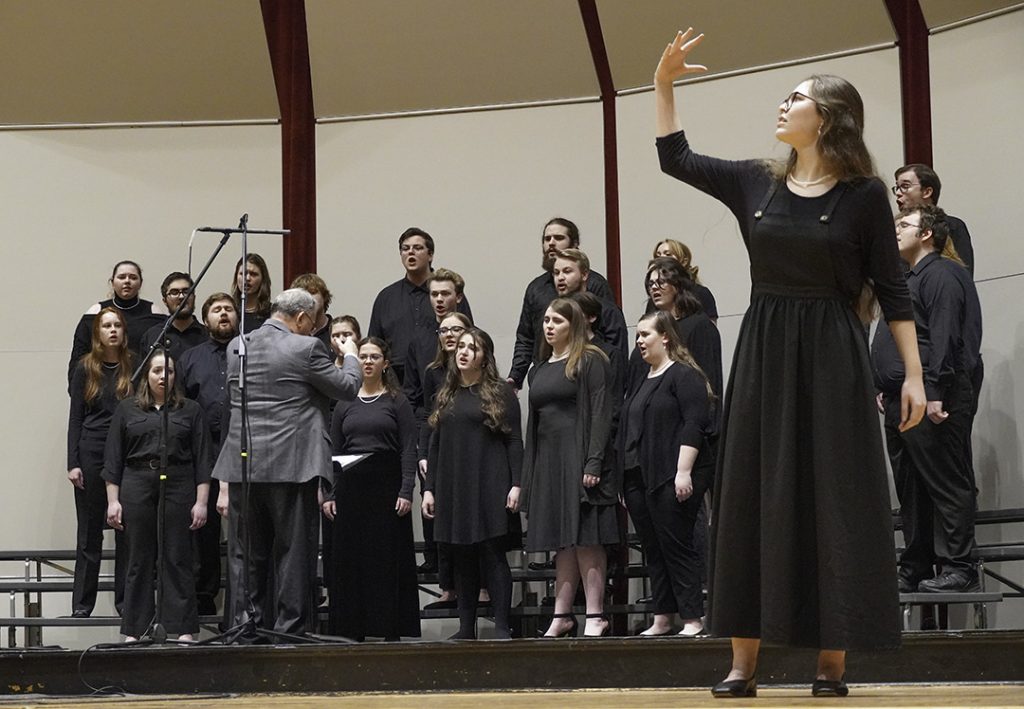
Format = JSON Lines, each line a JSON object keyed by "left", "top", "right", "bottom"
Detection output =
{"left": 654, "top": 28, "right": 707, "bottom": 86}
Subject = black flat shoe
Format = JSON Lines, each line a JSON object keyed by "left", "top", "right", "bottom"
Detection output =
{"left": 635, "top": 627, "right": 675, "bottom": 637}
{"left": 811, "top": 675, "right": 849, "bottom": 697}
{"left": 711, "top": 675, "right": 757, "bottom": 698}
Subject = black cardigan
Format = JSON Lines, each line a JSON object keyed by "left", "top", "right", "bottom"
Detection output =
{"left": 618, "top": 361, "right": 714, "bottom": 493}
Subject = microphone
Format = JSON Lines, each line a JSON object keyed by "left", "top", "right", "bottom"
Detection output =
{"left": 239, "top": 213, "right": 249, "bottom": 230}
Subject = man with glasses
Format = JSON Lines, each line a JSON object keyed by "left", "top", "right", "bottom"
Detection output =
{"left": 871, "top": 205, "right": 980, "bottom": 594}
{"left": 139, "top": 272, "right": 208, "bottom": 362}
{"left": 368, "top": 228, "right": 473, "bottom": 385}
{"left": 893, "top": 164, "right": 975, "bottom": 275}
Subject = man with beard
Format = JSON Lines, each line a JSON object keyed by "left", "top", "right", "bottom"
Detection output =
{"left": 176, "top": 292, "right": 239, "bottom": 616}
{"left": 139, "top": 272, "right": 208, "bottom": 362}
{"left": 368, "top": 228, "right": 473, "bottom": 384}
{"left": 507, "top": 218, "right": 615, "bottom": 389}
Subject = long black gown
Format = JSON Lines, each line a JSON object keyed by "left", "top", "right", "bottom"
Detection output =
{"left": 657, "top": 130, "right": 915, "bottom": 650}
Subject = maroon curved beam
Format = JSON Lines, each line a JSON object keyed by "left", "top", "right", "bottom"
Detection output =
{"left": 885, "top": 0, "right": 933, "bottom": 167}
{"left": 578, "top": 0, "right": 622, "bottom": 307}
{"left": 261, "top": 0, "right": 317, "bottom": 283}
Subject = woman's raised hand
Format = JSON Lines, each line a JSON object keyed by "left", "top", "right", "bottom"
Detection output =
{"left": 654, "top": 28, "right": 707, "bottom": 86}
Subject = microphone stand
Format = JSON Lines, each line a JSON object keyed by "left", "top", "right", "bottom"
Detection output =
{"left": 128, "top": 225, "right": 235, "bottom": 646}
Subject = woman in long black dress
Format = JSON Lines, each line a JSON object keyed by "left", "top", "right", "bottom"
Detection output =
{"left": 417, "top": 312, "right": 472, "bottom": 606}
{"left": 67, "top": 307, "right": 134, "bottom": 617}
{"left": 231, "top": 253, "right": 272, "bottom": 334}
{"left": 324, "top": 337, "right": 421, "bottom": 640}
{"left": 654, "top": 29, "right": 926, "bottom": 696}
{"left": 423, "top": 327, "right": 522, "bottom": 639}
{"left": 68, "top": 260, "right": 163, "bottom": 387}
{"left": 103, "top": 350, "right": 211, "bottom": 641}
{"left": 521, "top": 298, "right": 620, "bottom": 638}
{"left": 620, "top": 311, "right": 715, "bottom": 637}
{"left": 653, "top": 239, "right": 718, "bottom": 321}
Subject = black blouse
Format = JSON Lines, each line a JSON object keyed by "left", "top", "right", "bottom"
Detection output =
{"left": 67, "top": 362, "right": 125, "bottom": 469}
{"left": 102, "top": 398, "right": 212, "bottom": 487}
{"left": 68, "top": 297, "right": 163, "bottom": 388}
{"left": 330, "top": 393, "right": 418, "bottom": 500}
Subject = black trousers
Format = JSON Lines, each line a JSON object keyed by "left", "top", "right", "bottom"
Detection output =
{"left": 72, "top": 437, "right": 126, "bottom": 615}
{"left": 885, "top": 372, "right": 977, "bottom": 580}
{"left": 226, "top": 479, "right": 320, "bottom": 635}
{"left": 451, "top": 537, "right": 513, "bottom": 638}
{"left": 623, "top": 465, "right": 711, "bottom": 619}
{"left": 119, "top": 468, "right": 198, "bottom": 637}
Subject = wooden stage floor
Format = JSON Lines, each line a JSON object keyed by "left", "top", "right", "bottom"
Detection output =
{"left": 5, "top": 685, "right": 1024, "bottom": 708}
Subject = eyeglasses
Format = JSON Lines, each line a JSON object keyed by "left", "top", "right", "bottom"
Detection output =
{"left": 896, "top": 220, "right": 920, "bottom": 231}
{"left": 358, "top": 353, "right": 384, "bottom": 362}
{"left": 437, "top": 326, "right": 466, "bottom": 336}
{"left": 781, "top": 91, "right": 818, "bottom": 112}
{"left": 891, "top": 182, "right": 920, "bottom": 195}
{"left": 647, "top": 279, "right": 668, "bottom": 291}
{"left": 400, "top": 244, "right": 428, "bottom": 253}
{"left": 166, "top": 288, "right": 191, "bottom": 298}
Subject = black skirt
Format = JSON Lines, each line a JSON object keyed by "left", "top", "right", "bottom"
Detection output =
{"left": 329, "top": 451, "right": 421, "bottom": 638}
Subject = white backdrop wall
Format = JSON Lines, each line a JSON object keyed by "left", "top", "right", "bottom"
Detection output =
{"left": 315, "top": 102, "right": 607, "bottom": 374}
{"left": 0, "top": 125, "right": 282, "bottom": 639}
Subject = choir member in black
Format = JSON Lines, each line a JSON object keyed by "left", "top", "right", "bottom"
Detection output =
{"left": 323, "top": 337, "right": 421, "bottom": 640}
{"left": 368, "top": 228, "right": 473, "bottom": 384}
{"left": 621, "top": 312, "right": 715, "bottom": 637}
{"left": 422, "top": 328, "right": 523, "bottom": 639}
{"left": 68, "top": 260, "right": 163, "bottom": 388}
{"left": 102, "top": 350, "right": 211, "bottom": 641}
{"left": 520, "top": 298, "right": 620, "bottom": 638}
{"left": 873, "top": 205, "right": 980, "bottom": 593}
{"left": 413, "top": 311, "right": 472, "bottom": 605}
{"left": 231, "top": 253, "right": 272, "bottom": 334}
{"left": 894, "top": 164, "right": 975, "bottom": 275}
{"left": 551, "top": 249, "right": 628, "bottom": 364}
{"left": 652, "top": 239, "right": 718, "bottom": 321}
{"left": 139, "top": 272, "right": 208, "bottom": 362}
{"left": 629, "top": 257, "right": 722, "bottom": 403}
{"left": 568, "top": 291, "right": 625, "bottom": 406}
{"left": 177, "top": 292, "right": 239, "bottom": 616}
{"left": 329, "top": 315, "right": 362, "bottom": 366}
{"left": 291, "top": 273, "right": 334, "bottom": 351}
{"left": 67, "top": 307, "right": 134, "bottom": 617}
{"left": 508, "top": 217, "right": 615, "bottom": 389}
{"left": 655, "top": 29, "right": 925, "bottom": 697}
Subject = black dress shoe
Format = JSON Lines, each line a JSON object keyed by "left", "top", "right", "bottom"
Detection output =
{"left": 711, "top": 675, "right": 757, "bottom": 698}
{"left": 423, "top": 599, "right": 457, "bottom": 610}
{"left": 70, "top": 610, "right": 90, "bottom": 619}
{"left": 635, "top": 595, "right": 654, "bottom": 605}
{"left": 918, "top": 571, "right": 980, "bottom": 593}
{"left": 897, "top": 576, "right": 919, "bottom": 593}
{"left": 528, "top": 559, "right": 556, "bottom": 571}
{"left": 811, "top": 674, "right": 849, "bottom": 697}
{"left": 417, "top": 561, "right": 438, "bottom": 574}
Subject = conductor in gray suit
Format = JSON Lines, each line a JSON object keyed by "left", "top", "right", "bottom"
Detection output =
{"left": 214, "top": 288, "right": 361, "bottom": 635}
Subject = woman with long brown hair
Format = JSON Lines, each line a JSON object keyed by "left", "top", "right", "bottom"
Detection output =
{"left": 66, "top": 307, "right": 135, "bottom": 617}
{"left": 423, "top": 327, "right": 522, "bottom": 639}
{"left": 231, "top": 253, "right": 272, "bottom": 333}
{"left": 520, "top": 298, "right": 619, "bottom": 637}
{"left": 324, "top": 337, "right": 421, "bottom": 641}
{"left": 103, "top": 350, "right": 211, "bottom": 641}
{"left": 655, "top": 29, "right": 925, "bottom": 696}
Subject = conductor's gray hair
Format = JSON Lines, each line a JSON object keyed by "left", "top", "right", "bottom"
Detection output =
{"left": 271, "top": 288, "right": 316, "bottom": 318}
